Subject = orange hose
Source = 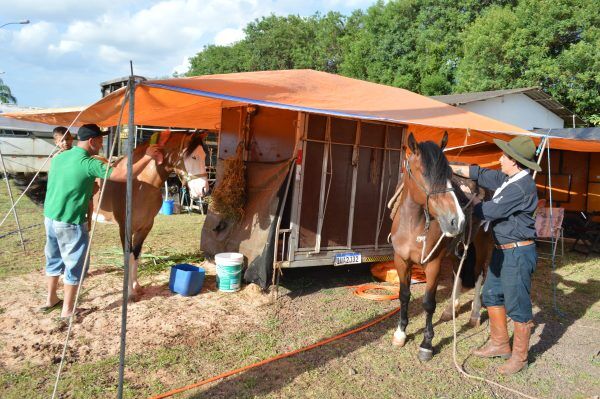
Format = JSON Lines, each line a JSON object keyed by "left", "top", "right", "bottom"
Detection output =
{"left": 352, "top": 283, "right": 399, "bottom": 301}
{"left": 147, "top": 307, "right": 400, "bottom": 399}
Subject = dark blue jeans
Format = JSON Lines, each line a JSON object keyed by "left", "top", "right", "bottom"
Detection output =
{"left": 482, "top": 245, "right": 537, "bottom": 323}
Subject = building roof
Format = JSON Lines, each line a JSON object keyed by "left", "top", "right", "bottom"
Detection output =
{"left": 533, "top": 127, "right": 600, "bottom": 141}
{"left": 431, "top": 87, "right": 585, "bottom": 126}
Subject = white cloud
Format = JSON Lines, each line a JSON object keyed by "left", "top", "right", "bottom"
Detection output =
{"left": 214, "top": 28, "right": 245, "bottom": 46}
{"left": 173, "top": 56, "right": 191, "bottom": 75}
{"left": 11, "top": 21, "right": 58, "bottom": 52}
{"left": 48, "top": 40, "right": 83, "bottom": 55}
{"left": 1, "top": 0, "right": 376, "bottom": 107}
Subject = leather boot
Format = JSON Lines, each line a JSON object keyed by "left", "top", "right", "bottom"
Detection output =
{"left": 499, "top": 321, "right": 532, "bottom": 375}
{"left": 473, "top": 306, "right": 511, "bottom": 359}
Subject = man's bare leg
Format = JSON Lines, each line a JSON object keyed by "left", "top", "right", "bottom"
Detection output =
{"left": 62, "top": 283, "right": 78, "bottom": 318}
{"left": 46, "top": 276, "right": 61, "bottom": 307}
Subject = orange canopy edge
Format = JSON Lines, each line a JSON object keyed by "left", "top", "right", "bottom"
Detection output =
{"left": 3, "top": 69, "right": 597, "bottom": 152}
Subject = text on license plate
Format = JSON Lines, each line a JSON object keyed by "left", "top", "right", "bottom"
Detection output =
{"left": 334, "top": 252, "right": 362, "bottom": 266}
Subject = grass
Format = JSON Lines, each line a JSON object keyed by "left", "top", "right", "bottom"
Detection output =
{"left": 0, "top": 179, "right": 205, "bottom": 279}
{"left": 1, "top": 183, "right": 599, "bottom": 398}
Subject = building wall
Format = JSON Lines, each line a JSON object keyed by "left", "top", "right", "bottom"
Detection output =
{"left": 459, "top": 93, "right": 565, "bottom": 130}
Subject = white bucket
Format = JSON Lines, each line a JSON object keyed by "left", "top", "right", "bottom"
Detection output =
{"left": 215, "top": 252, "right": 244, "bottom": 292}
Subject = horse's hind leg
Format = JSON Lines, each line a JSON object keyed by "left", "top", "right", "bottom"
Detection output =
{"left": 393, "top": 255, "right": 411, "bottom": 347}
{"left": 470, "top": 231, "right": 492, "bottom": 327}
{"left": 419, "top": 257, "right": 442, "bottom": 362}
{"left": 469, "top": 272, "right": 484, "bottom": 327}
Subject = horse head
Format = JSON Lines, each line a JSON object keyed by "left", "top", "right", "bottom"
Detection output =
{"left": 158, "top": 130, "right": 210, "bottom": 198}
{"left": 405, "top": 131, "right": 465, "bottom": 237}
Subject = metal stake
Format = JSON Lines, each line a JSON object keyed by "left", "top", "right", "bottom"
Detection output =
{"left": 117, "top": 62, "right": 136, "bottom": 399}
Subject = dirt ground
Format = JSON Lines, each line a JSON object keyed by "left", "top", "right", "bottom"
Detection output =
{"left": 1, "top": 254, "right": 599, "bottom": 398}
{"left": 0, "top": 260, "right": 272, "bottom": 370}
{"left": 0, "top": 188, "right": 599, "bottom": 398}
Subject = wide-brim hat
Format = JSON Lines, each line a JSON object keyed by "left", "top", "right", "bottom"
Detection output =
{"left": 493, "top": 136, "right": 541, "bottom": 172}
{"left": 77, "top": 124, "right": 108, "bottom": 141}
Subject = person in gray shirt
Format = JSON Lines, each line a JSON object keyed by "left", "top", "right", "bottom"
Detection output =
{"left": 451, "top": 135, "right": 540, "bottom": 376}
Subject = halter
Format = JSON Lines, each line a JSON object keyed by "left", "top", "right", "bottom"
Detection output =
{"left": 157, "top": 131, "right": 209, "bottom": 183}
{"left": 405, "top": 158, "right": 455, "bottom": 232}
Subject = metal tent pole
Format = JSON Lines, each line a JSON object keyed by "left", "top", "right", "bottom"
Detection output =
{"left": 0, "top": 146, "right": 25, "bottom": 251}
{"left": 117, "top": 62, "right": 136, "bottom": 399}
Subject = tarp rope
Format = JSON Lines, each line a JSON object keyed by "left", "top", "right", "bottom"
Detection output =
{"left": 51, "top": 86, "right": 130, "bottom": 399}
{"left": 546, "top": 137, "right": 566, "bottom": 319}
{"left": 0, "top": 109, "right": 85, "bottom": 228}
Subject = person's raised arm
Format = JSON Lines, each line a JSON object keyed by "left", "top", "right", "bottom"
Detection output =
{"left": 450, "top": 164, "right": 470, "bottom": 178}
{"left": 108, "top": 145, "right": 163, "bottom": 182}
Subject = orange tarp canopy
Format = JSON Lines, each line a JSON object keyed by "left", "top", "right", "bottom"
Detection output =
{"left": 3, "top": 69, "right": 597, "bottom": 152}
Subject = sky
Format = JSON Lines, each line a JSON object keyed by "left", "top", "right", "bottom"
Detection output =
{"left": 0, "top": 0, "right": 374, "bottom": 108}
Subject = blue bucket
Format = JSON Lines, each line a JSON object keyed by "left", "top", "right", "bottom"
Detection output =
{"left": 161, "top": 199, "right": 174, "bottom": 215}
{"left": 169, "top": 264, "right": 205, "bottom": 296}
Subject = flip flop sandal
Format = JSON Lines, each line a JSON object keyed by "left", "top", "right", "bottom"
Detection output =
{"left": 38, "top": 299, "right": 63, "bottom": 314}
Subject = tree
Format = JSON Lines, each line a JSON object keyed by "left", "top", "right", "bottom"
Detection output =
{"left": 339, "top": 0, "right": 516, "bottom": 95}
{"left": 0, "top": 78, "right": 16, "bottom": 104}
{"left": 188, "top": 12, "right": 350, "bottom": 76}
{"left": 188, "top": 42, "right": 251, "bottom": 76}
{"left": 456, "top": 0, "right": 600, "bottom": 121}
{"left": 185, "top": 0, "right": 599, "bottom": 122}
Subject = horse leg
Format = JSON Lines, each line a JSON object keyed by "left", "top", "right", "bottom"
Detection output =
{"left": 128, "top": 228, "right": 151, "bottom": 299}
{"left": 419, "top": 258, "right": 441, "bottom": 362}
{"left": 440, "top": 271, "right": 461, "bottom": 322}
{"left": 393, "top": 254, "right": 412, "bottom": 347}
{"left": 469, "top": 271, "right": 484, "bottom": 327}
{"left": 470, "top": 231, "right": 493, "bottom": 326}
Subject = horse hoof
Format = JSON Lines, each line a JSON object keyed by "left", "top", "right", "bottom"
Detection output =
{"left": 392, "top": 330, "right": 407, "bottom": 347}
{"left": 128, "top": 293, "right": 140, "bottom": 303}
{"left": 439, "top": 311, "right": 454, "bottom": 322}
{"left": 418, "top": 348, "right": 433, "bottom": 362}
{"left": 469, "top": 317, "right": 481, "bottom": 327}
{"left": 132, "top": 283, "right": 144, "bottom": 294}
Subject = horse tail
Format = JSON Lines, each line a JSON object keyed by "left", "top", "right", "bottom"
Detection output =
{"left": 459, "top": 245, "right": 477, "bottom": 288}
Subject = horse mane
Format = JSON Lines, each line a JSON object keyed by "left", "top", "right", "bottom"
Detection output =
{"left": 185, "top": 132, "right": 208, "bottom": 158}
{"left": 417, "top": 141, "right": 452, "bottom": 191}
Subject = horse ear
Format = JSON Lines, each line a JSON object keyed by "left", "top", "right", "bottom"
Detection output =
{"left": 440, "top": 131, "right": 448, "bottom": 151}
{"left": 408, "top": 133, "right": 418, "bottom": 154}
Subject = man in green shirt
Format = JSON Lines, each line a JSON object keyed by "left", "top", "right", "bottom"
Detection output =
{"left": 41, "top": 124, "right": 163, "bottom": 319}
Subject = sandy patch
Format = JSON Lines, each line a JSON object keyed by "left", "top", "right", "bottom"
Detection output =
{"left": 0, "top": 261, "right": 271, "bottom": 370}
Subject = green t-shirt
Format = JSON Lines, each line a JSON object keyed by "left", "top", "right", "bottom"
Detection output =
{"left": 44, "top": 147, "right": 113, "bottom": 225}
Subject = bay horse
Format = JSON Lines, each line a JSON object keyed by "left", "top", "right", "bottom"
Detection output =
{"left": 389, "top": 132, "right": 492, "bottom": 361}
{"left": 93, "top": 130, "right": 209, "bottom": 299}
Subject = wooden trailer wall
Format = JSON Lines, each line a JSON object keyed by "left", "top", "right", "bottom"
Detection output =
{"left": 535, "top": 150, "right": 600, "bottom": 213}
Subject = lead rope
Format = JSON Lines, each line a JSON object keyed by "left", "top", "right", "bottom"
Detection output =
{"left": 418, "top": 185, "right": 477, "bottom": 265}
{"left": 450, "top": 195, "right": 539, "bottom": 399}
{"left": 451, "top": 246, "right": 539, "bottom": 398}
{"left": 418, "top": 231, "right": 445, "bottom": 264}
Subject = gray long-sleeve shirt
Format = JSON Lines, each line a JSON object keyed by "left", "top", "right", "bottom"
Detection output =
{"left": 469, "top": 165, "right": 538, "bottom": 245}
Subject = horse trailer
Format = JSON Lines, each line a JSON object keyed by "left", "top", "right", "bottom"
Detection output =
{"left": 202, "top": 105, "right": 406, "bottom": 287}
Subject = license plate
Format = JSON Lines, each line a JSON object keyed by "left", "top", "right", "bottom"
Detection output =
{"left": 334, "top": 252, "right": 362, "bottom": 266}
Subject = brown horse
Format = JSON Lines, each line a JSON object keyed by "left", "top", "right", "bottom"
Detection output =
{"left": 390, "top": 132, "right": 492, "bottom": 361}
{"left": 93, "top": 130, "right": 209, "bottom": 299}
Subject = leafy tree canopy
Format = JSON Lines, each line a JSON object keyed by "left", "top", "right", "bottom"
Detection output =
{"left": 0, "top": 78, "right": 17, "bottom": 104}
{"left": 187, "top": 0, "right": 599, "bottom": 123}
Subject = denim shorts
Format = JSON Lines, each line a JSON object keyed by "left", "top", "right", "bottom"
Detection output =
{"left": 44, "top": 217, "right": 89, "bottom": 285}
{"left": 482, "top": 244, "right": 537, "bottom": 323}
